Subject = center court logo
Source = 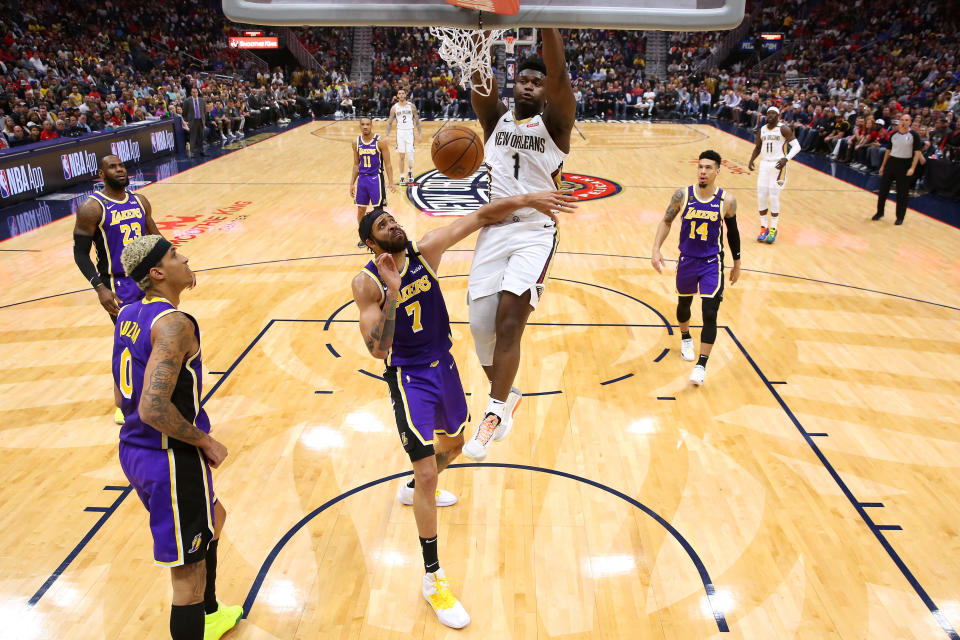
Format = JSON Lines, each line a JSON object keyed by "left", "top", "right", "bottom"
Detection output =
{"left": 408, "top": 169, "right": 621, "bottom": 217}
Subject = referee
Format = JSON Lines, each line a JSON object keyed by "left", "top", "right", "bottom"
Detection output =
{"left": 871, "top": 113, "right": 922, "bottom": 225}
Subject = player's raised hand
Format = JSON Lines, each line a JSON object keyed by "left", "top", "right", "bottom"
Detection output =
{"left": 376, "top": 252, "right": 402, "bottom": 293}
{"left": 650, "top": 249, "right": 666, "bottom": 274}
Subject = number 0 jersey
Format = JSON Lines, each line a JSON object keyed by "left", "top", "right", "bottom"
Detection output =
{"left": 113, "top": 297, "right": 210, "bottom": 450}
{"left": 485, "top": 110, "right": 567, "bottom": 223}
{"left": 677, "top": 185, "right": 726, "bottom": 259}
{"left": 361, "top": 241, "right": 452, "bottom": 366}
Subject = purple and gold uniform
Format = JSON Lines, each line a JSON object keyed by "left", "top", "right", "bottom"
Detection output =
{"left": 355, "top": 134, "right": 387, "bottom": 207}
{"left": 361, "top": 241, "right": 468, "bottom": 460}
{"left": 90, "top": 189, "right": 148, "bottom": 306}
{"left": 113, "top": 297, "right": 215, "bottom": 566}
{"left": 676, "top": 185, "right": 726, "bottom": 299}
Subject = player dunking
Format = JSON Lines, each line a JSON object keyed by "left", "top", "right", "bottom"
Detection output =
{"left": 462, "top": 28, "right": 576, "bottom": 461}
{"left": 385, "top": 89, "right": 422, "bottom": 185}
{"left": 113, "top": 235, "right": 242, "bottom": 640}
{"left": 73, "top": 155, "right": 161, "bottom": 424}
{"left": 352, "top": 192, "right": 573, "bottom": 628}
{"left": 350, "top": 117, "right": 396, "bottom": 223}
{"left": 748, "top": 106, "right": 799, "bottom": 244}
{"left": 651, "top": 150, "right": 742, "bottom": 385}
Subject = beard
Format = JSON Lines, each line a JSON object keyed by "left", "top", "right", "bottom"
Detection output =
{"left": 376, "top": 230, "right": 407, "bottom": 253}
{"left": 103, "top": 174, "right": 129, "bottom": 190}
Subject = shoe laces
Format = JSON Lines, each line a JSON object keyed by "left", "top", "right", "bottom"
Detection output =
{"left": 474, "top": 414, "right": 499, "bottom": 446}
{"left": 428, "top": 573, "right": 457, "bottom": 609}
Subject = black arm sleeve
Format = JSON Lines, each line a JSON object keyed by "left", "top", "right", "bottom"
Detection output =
{"left": 73, "top": 233, "right": 103, "bottom": 288}
{"left": 724, "top": 215, "right": 741, "bottom": 261}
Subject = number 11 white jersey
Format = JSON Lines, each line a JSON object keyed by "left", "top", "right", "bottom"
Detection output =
{"left": 485, "top": 110, "right": 567, "bottom": 222}
{"left": 759, "top": 124, "right": 787, "bottom": 162}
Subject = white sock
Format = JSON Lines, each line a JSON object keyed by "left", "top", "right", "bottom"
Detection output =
{"left": 770, "top": 215, "right": 779, "bottom": 230}
{"left": 485, "top": 398, "right": 505, "bottom": 421}
{"left": 760, "top": 214, "right": 768, "bottom": 228}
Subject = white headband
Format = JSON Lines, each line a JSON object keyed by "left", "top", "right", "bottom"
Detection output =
{"left": 767, "top": 106, "right": 780, "bottom": 115}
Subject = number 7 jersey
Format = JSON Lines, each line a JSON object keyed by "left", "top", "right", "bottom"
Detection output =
{"left": 360, "top": 241, "right": 453, "bottom": 366}
{"left": 485, "top": 110, "right": 567, "bottom": 222}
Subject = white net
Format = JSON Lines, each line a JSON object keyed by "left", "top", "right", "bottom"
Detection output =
{"left": 429, "top": 27, "right": 506, "bottom": 97}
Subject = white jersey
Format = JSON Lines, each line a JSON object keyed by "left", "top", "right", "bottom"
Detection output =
{"left": 485, "top": 110, "right": 567, "bottom": 221}
{"left": 394, "top": 103, "right": 414, "bottom": 131}
{"left": 759, "top": 124, "right": 787, "bottom": 162}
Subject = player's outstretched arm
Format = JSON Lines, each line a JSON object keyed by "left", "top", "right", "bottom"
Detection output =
{"left": 352, "top": 254, "right": 401, "bottom": 359}
{"left": 723, "top": 192, "right": 741, "bottom": 284}
{"left": 541, "top": 28, "right": 576, "bottom": 153}
{"left": 73, "top": 197, "right": 121, "bottom": 315}
{"left": 418, "top": 190, "right": 576, "bottom": 271}
{"left": 471, "top": 33, "right": 508, "bottom": 140}
{"left": 651, "top": 188, "right": 684, "bottom": 273}
{"left": 140, "top": 312, "right": 228, "bottom": 467}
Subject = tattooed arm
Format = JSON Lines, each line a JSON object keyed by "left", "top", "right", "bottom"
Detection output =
{"left": 352, "top": 255, "right": 401, "bottom": 359}
{"left": 651, "top": 187, "right": 685, "bottom": 273}
{"left": 139, "top": 311, "right": 228, "bottom": 466}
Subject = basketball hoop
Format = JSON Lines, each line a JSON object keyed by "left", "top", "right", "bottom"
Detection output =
{"left": 430, "top": 27, "right": 506, "bottom": 97}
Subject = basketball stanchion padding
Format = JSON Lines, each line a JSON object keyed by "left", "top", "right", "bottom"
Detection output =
{"left": 443, "top": 0, "right": 520, "bottom": 15}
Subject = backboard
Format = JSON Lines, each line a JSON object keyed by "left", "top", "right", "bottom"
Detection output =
{"left": 222, "top": 0, "right": 745, "bottom": 31}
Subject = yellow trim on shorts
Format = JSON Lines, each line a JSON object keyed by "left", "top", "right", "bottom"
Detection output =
{"left": 397, "top": 366, "right": 432, "bottom": 445}
{"left": 155, "top": 448, "right": 185, "bottom": 566}
{"left": 196, "top": 448, "right": 214, "bottom": 534}
{"left": 701, "top": 257, "right": 723, "bottom": 298}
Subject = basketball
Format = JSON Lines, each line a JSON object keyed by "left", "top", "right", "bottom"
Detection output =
{"left": 431, "top": 126, "right": 484, "bottom": 179}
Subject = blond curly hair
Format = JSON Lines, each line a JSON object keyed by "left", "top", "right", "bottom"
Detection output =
{"left": 121, "top": 234, "right": 164, "bottom": 291}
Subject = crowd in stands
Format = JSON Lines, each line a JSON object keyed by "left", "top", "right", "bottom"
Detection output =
{"left": 3, "top": 0, "right": 960, "bottom": 177}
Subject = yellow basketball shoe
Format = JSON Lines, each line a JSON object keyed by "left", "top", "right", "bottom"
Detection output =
{"left": 204, "top": 602, "right": 243, "bottom": 640}
{"left": 422, "top": 569, "right": 470, "bottom": 629}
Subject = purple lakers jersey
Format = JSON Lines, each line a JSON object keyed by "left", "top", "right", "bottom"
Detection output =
{"left": 91, "top": 189, "right": 148, "bottom": 278}
{"left": 113, "top": 297, "right": 210, "bottom": 450}
{"left": 362, "top": 241, "right": 452, "bottom": 366}
{"left": 677, "top": 185, "right": 726, "bottom": 259}
{"left": 358, "top": 135, "right": 382, "bottom": 176}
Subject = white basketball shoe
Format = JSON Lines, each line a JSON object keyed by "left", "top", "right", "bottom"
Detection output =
{"left": 680, "top": 338, "right": 695, "bottom": 361}
{"left": 422, "top": 569, "right": 470, "bottom": 629}
{"left": 494, "top": 387, "right": 522, "bottom": 441}
{"left": 690, "top": 364, "right": 706, "bottom": 386}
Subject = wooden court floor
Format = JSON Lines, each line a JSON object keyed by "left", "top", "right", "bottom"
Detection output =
{"left": 1, "top": 121, "right": 959, "bottom": 639}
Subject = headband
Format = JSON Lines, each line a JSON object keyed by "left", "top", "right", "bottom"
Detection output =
{"left": 129, "top": 237, "right": 172, "bottom": 282}
{"left": 767, "top": 106, "right": 780, "bottom": 115}
{"left": 358, "top": 208, "right": 389, "bottom": 244}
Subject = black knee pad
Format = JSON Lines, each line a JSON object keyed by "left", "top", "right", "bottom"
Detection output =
{"left": 701, "top": 296, "right": 720, "bottom": 344}
{"left": 677, "top": 296, "right": 693, "bottom": 324}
